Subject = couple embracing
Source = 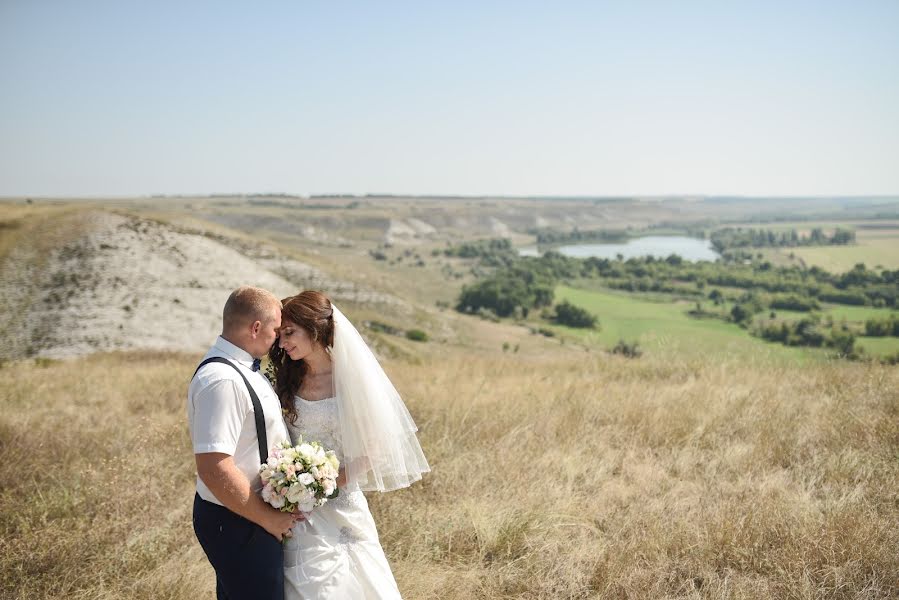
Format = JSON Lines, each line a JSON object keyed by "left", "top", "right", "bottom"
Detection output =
{"left": 187, "top": 286, "right": 430, "bottom": 599}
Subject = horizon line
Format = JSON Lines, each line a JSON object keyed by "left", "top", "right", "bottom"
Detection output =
{"left": 2, "top": 193, "right": 899, "bottom": 202}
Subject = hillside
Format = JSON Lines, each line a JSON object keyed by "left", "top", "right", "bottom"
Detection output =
{"left": 0, "top": 208, "right": 408, "bottom": 359}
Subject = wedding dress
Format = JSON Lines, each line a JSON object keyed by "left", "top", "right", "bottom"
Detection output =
{"left": 283, "top": 395, "right": 402, "bottom": 599}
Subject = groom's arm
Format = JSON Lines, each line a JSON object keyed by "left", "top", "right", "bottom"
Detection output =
{"left": 190, "top": 375, "right": 301, "bottom": 539}
{"left": 196, "top": 452, "right": 302, "bottom": 540}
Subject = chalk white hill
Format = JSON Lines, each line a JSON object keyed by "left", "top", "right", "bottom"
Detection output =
{"left": 382, "top": 218, "right": 440, "bottom": 245}
{"left": 0, "top": 212, "right": 402, "bottom": 359}
{"left": 488, "top": 217, "right": 511, "bottom": 237}
{"left": 406, "top": 218, "right": 437, "bottom": 235}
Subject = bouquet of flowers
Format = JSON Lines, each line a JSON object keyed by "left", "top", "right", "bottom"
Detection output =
{"left": 259, "top": 439, "right": 340, "bottom": 514}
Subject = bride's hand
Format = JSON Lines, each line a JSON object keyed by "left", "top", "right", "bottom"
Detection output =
{"left": 337, "top": 467, "right": 347, "bottom": 489}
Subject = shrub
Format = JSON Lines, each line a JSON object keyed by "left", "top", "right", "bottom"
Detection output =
{"left": 769, "top": 294, "right": 820, "bottom": 312}
{"left": 476, "top": 307, "right": 500, "bottom": 322}
{"left": 818, "top": 290, "right": 868, "bottom": 306}
{"left": 829, "top": 329, "right": 856, "bottom": 357}
{"left": 405, "top": 329, "right": 429, "bottom": 342}
{"left": 730, "top": 303, "right": 753, "bottom": 324}
{"left": 553, "top": 300, "right": 598, "bottom": 329}
{"left": 366, "top": 320, "right": 402, "bottom": 335}
{"left": 611, "top": 339, "right": 642, "bottom": 358}
{"left": 457, "top": 270, "right": 554, "bottom": 317}
{"left": 864, "top": 315, "right": 899, "bottom": 337}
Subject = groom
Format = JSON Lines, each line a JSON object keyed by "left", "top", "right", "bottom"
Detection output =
{"left": 188, "top": 286, "right": 302, "bottom": 600}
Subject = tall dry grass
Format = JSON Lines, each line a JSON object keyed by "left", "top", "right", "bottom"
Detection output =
{"left": 1, "top": 350, "right": 897, "bottom": 599}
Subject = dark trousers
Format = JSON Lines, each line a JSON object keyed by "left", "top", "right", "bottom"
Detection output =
{"left": 192, "top": 493, "right": 284, "bottom": 600}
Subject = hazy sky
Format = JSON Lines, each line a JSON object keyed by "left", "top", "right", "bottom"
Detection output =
{"left": 1, "top": 1, "right": 897, "bottom": 197}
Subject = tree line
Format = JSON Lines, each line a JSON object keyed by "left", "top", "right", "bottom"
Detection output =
{"left": 710, "top": 226, "right": 855, "bottom": 252}
{"left": 522, "top": 224, "right": 855, "bottom": 251}
{"left": 530, "top": 228, "right": 629, "bottom": 246}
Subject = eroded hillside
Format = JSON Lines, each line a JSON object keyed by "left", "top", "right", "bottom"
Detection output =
{"left": 0, "top": 209, "right": 408, "bottom": 359}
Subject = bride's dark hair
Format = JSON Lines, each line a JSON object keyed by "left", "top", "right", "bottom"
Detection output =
{"left": 268, "top": 290, "right": 335, "bottom": 425}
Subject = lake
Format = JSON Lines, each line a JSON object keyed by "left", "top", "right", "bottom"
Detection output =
{"left": 519, "top": 236, "right": 720, "bottom": 262}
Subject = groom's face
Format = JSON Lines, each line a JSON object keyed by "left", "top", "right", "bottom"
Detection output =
{"left": 251, "top": 306, "right": 281, "bottom": 358}
{"left": 263, "top": 310, "right": 282, "bottom": 352}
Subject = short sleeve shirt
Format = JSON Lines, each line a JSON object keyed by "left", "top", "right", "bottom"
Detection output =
{"left": 187, "top": 336, "right": 290, "bottom": 506}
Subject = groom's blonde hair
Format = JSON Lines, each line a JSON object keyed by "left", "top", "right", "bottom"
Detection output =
{"left": 222, "top": 286, "right": 281, "bottom": 332}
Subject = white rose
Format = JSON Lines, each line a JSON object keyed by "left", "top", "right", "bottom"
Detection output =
{"left": 270, "top": 494, "right": 285, "bottom": 509}
{"left": 327, "top": 454, "right": 340, "bottom": 470}
{"left": 297, "top": 443, "right": 314, "bottom": 459}
{"left": 286, "top": 483, "right": 304, "bottom": 503}
{"left": 298, "top": 472, "right": 314, "bottom": 486}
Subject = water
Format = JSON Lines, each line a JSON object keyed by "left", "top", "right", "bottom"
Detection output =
{"left": 519, "top": 236, "right": 720, "bottom": 262}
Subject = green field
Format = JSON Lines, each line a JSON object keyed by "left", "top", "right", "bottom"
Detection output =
{"left": 552, "top": 286, "right": 899, "bottom": 360}
{"left": 825, "top": 305, "right": 899, "bottom": 322}
{"left": 551, "top": 285, "right": 827, "bottom": 363}
{"left": 856, "top": 336, "right": 899, "bottom": 357}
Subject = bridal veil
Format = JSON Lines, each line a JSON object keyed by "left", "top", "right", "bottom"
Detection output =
{"left": 331, "top": 304, "right": 430, "bottom": 492}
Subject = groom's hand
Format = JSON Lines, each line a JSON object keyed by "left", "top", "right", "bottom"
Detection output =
{"left": 261, "top": 507, "right": 304, "bottom": 541}
{"left": 196, "top": 452, "right": 305, "bottom": 541}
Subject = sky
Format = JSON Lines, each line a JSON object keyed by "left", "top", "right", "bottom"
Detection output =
{"left": 1, "top": 1, "right": 897, "bottom": 197}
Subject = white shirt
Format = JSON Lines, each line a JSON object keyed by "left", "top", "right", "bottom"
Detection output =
{"left": 187, "top": 336, "right": 291, "bottom": 506}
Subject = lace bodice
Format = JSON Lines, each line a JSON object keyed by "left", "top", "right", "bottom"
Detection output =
{"left": 287, "top": 396, "right": 343, "bottom": 462}
{"left": 285, "top": 395, "right": 366, "bottom": 501}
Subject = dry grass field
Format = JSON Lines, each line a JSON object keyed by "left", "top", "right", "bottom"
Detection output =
{"left": 2, "top": 348, "right": 897, "bottom": 599}
{"left": 748, "top": 224, "right": 899, "bottom": 274}
{"left": 789, "top": 228, "right": 899, "bottom": 273}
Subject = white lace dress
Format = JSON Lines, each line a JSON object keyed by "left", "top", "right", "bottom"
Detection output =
{"left": 283, "top": 396, "right": 402, "bottom": 600}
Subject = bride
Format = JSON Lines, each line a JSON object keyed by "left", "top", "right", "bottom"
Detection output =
{"left": 268, "top": 290, "right": 430, "bottom": 599}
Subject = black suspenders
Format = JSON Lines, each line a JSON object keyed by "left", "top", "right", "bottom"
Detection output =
{"left": 191, "top": 357, "right": 269, "bottom": 463}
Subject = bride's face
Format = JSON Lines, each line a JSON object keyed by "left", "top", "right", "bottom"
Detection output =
{"left": 277, "top": 319, "right": 316, "bottom": 361}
